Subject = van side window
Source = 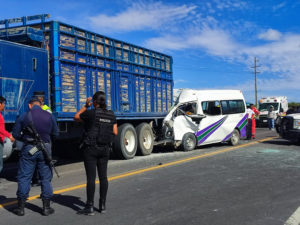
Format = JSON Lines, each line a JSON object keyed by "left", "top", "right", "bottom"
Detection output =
{"left": 221, "top": 100, "right": 245, "bottom": 114}
{"left": 201, "top": 101, "right": 221, "bottom": 116}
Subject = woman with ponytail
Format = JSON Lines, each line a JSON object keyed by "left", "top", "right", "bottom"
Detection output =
{"left": 74, "top": 91, "right": 117, "bottom": 215}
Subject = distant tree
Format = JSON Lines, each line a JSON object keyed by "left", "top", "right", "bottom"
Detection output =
{"left": 288, "top": 102, "right": 300, "bottom": 108}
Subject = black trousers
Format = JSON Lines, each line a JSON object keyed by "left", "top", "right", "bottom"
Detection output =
{"left": 246, "top": 119, "right": 252, "bottom": 140}
{"left": 83, "top": 145, "right": 109, "bottom": 203}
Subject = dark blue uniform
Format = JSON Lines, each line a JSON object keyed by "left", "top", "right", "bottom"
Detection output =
{"left": 12, "top": 105, "right": 58, "bottom": 200}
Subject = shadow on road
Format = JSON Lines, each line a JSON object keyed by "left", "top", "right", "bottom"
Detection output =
{"left": 262, "top": 139, "right": 294, "bottom": 146}
{"left": 0, "top": 195, "right": 42, "bottom": 215}
{"left": 52, "top": 194, "right": 85, "bottom": 212}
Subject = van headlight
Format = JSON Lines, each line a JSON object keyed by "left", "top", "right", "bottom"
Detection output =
{"left": 294, "top": 119, "right": 300, "bottom": 129}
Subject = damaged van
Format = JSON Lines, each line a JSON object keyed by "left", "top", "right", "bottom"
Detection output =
{"left": 158, "top": 89, "right": 247, "bottom": 151}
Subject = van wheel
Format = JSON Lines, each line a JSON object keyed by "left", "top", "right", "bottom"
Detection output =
{"left": 230, "top": 129, "right": 240, "bottom": 146}
{"left": 136, "top": 123, "right": 154, "bottom": 156}
{"left": 182, "top": 133, "right": 197, "bottom": 151}
{"left": 114, "top": 123, "right": 137, "bottom": 159}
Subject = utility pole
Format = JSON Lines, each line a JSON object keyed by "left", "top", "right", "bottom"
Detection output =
{"left": 252, "top": 57, "right": 260, "bottom": 106}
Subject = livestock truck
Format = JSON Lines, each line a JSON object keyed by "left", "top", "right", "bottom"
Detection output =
{"left": 0, "top": 14, "right": 173, "bottom": 160}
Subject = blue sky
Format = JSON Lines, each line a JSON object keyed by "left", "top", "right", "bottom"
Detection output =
{"left": 1, "top": 0, "right": 300, "bottom": 103}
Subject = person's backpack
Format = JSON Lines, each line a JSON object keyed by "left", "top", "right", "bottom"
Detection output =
{"left": 85, "top": 108, "right": 115, "bottom": 146}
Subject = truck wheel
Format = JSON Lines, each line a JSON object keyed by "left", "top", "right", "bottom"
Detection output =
{"left": 136, "top": 123, "right": 154, "bottom": 156}
{"left": 182, "top": 133, "right": 197, "bottom": 151}
{"left": 230, "top": 129, "right": 240, "bottom": 146}
{"left": 114, "top": 123, "right": 137, "bottom": 159}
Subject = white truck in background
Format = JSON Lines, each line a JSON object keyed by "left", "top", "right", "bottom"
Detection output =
{"left": 257, "top": 96, "right": 288, "bottom": 126}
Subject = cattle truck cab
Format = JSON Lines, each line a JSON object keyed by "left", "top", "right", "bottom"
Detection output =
{"left": 160, "top": 89, "right": 247, "bottom": 151}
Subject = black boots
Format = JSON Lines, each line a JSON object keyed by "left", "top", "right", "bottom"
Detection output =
{"left": 13, "top": 198, "right": 25, "bottom": 216}
{"left": 99, "top": 199, "right": 106, "bottom": 213}
{"left": 77, "top": 202, "right": 95, "bottom": 216}
{"left": 42, "top": 199, "right": 55, "bottom": 216}
{"left": 14, "top": 199, "right": 54, "bottom": 216}
{"left": 77, "top": 200, "right": 106, "bottom": 215}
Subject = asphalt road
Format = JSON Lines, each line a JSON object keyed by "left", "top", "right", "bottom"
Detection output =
{"left": 1, "top": 128, "right": 300, "bottom": 225}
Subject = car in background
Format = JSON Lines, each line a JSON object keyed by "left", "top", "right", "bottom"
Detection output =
{"left": 276, "top": 113, "right": 300, "bottom": 144}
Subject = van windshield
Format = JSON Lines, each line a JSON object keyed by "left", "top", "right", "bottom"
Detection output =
{"left": 259, "top": 103, "right": 279, "bottom": 111}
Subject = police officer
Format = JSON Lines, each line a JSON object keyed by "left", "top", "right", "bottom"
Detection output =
{"left": 12, "top": 97, "right": 58, "bottom": 216}
{"left": 33, "top": 91, "right": 52, "bottom": 113}
{"left": 74, "top": 91, "right": 117, "bottom": 216}
{"left": 31, "top": 91, "right": 52, "bottom": 187}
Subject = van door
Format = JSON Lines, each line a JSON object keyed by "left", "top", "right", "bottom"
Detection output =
{"left": 219, "top": 100, "right": 247, "bottom": 139}
{"left": 196, "top": 100, "right": 225, "bottom": 145}
{"left": 172, "top": 102, "right": 199, "bottom": 141}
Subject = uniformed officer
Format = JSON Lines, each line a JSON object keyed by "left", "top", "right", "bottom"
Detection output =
{"left": 33, "top": 91, "right": 52, "bottom": 113}
{"left": 12, "top": 97, "right": 58, "bottom": 216}
{"left": 31, "top": 91, "right": 52, "bottom": 187}
{"left": 74, "top": 91, "right": 117, "bottom": 216}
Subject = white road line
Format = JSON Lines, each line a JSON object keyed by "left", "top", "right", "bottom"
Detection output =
{"left": 284, "top": 207, "right": 300, "bottom": 225}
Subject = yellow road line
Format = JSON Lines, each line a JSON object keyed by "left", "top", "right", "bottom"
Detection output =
{"left": 0, "top": 136, "right": 277, "bottom": 208}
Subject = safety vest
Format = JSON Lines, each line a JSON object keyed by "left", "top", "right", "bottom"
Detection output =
{"left": 84, "top": 108, "right": 115, "bottom": 146}
{"left": 42, "top": 105, "right": 52, "bottom": 113}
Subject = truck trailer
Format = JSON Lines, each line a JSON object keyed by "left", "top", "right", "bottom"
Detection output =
{"left": 0, "top": 14, "right": 173, "bottom": 160}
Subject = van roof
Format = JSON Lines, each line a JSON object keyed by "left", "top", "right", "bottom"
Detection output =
{"left": 178, "top": 89, "right": 245, "bottom": 103}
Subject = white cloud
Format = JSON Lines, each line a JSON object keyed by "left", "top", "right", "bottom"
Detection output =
{"left": 272, "top": 2, "right": 286, "bottom": 11}
{"left": 146, "top": 28, "right": 300, "bottom": 96}
{"left": 258, "top": 29, "right": 282, "bottom": 41}
{"left": 88, "top": 2, "right": 196, "bottom": 33}
{"left": 86, "top": 1, "right": 298, "bottom": 101}
{"left": 214, "top": 0, "right": 247, "bottom": 10}
{"left": 146, "top": 28, "right": 239, "bottom": 57}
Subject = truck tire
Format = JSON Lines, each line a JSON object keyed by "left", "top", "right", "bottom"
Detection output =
{"left": 136, "top": 123, "right": 154, "bottom": 156}
{"left": 182, "top": 133, "right": 197, "bottom": 151}
{"left": 114, "top": 123, "right": 137, "bottom": 159}
{"left": 230, "top": 129, "right": 240, "bottom": 146}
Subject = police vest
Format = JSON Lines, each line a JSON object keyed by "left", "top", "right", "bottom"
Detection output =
{"left": 85, "top": 108, "right": 115, "bottom": 146}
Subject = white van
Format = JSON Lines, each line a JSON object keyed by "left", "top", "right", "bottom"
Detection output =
{"left": 160, "top": 89, "right": 247, "bottom": 151}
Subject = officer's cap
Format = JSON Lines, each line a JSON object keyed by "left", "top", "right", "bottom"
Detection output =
{"left": 28, "top": 97, "right": 42, "bottom": 105}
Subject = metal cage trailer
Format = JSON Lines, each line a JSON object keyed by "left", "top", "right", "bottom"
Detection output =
{"left": 0, "top": 14, "right": 174, "bottom": 159}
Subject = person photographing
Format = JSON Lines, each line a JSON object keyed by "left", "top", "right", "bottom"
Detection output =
{"left": 74, "top": 91, "right": 117, "bottom": 216}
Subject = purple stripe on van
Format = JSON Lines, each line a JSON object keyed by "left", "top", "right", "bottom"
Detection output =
{"left": 195, "top": 116, "right": 228, "bottom": 145}
{"left": 195, "top": 116, "right": 226, "bottom": 137}
{"left": 222, "top": 132, "right": 233, "bottom": 142}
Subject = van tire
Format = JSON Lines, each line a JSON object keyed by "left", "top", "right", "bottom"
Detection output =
{"left": 136, "top": 123, "right": 154, "bottom": 156}
{"left": 114, "top": 123, "right": 137, "bottom": 159}
{"left": 230, "top": 129, "right": 240, "bottom": 146}
{"left": 182, "top": 133, "right": 197, "bottom": 151}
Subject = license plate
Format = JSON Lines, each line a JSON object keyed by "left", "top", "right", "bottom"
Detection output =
{"left": 263, "top": 120, "right": 267, "bottom": 122}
